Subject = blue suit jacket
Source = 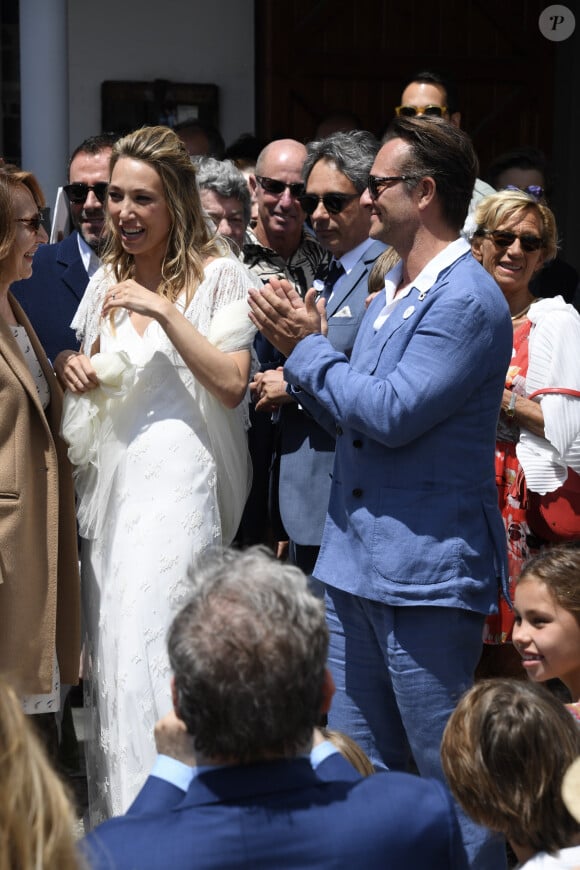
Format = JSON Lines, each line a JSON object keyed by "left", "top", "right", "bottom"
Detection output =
{"left": 284, "top": 250, "right": 512, "bottom": 613}
{"left": 11, "top": 231, "right": 89, "bottom": 363}
{"left": 278, "top": 240, "right": 386, "bottom": 544}
{"left": 83, "top": 757, "right": 468, "bottom": 870}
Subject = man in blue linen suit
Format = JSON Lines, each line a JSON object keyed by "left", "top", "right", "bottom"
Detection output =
{"left": 252, "top": 131, "right": 386, "bottom": 578}
{"left": 11, "top": 133, "right": 116, "bottom": 370}
{"left": 83, "top": 547, "right": 468, "bottom": 870}
{"left": 248, "top": 117, "right": 512, "bottom": 869}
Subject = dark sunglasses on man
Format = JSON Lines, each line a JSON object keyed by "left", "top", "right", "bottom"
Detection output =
{"left": 255, "top": 176, "right": 305, "bottom": 198}
{"left": 63, "top": 182, "right": 109, "bottom": 204}
{"left": 298, "top": 192, "right": 359, "bottom": 216}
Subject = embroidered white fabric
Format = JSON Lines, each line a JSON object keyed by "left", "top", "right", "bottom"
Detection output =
{"left": 516, "top": 297, "right": 580, "bottom": 494}
{"left": 69, "top": 256, "right": 257, "bottom": 823}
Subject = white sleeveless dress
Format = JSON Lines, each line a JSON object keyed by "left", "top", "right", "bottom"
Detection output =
{"left": 65, "top": 256, "right": 256, "bottom": 823}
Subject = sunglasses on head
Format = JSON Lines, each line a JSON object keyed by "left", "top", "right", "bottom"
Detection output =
{"left": 481, "top": 229, "right": 544, "bottom": 253}
{"left": 63, "top": 182, "right": 109, "bottom": 204}
{"left": 367, "top": 174, "right": 418, "bottom": 200}
{"left": 298, "top": 192, "right": 359, "bottom": 215}
{"left": 504, "top": 184, "right": 545, "bottom": 202}
{"left": 395, "top": 104, "right": 448, "bottom": 118}
{"left": 255, "top": 175, "right": 305, "bottom": 198}
{"left": 15, "top": 212, "right": 44, "bottom": 232}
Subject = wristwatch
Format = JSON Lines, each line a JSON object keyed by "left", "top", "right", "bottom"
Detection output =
{"left": 505, "top": 392, "right": 517, "bottom": 418}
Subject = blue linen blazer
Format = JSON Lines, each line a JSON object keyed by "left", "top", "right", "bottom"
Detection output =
{"left": 11, "top": 231, "right": 89, "bottom": 363}
{"left": 83, "top": 757, "right": 468, "bottom": 870}
{"left": 278, "top": 240, "right": 387, "bottom": 545}
{"left": 284, "top": 251, "right": 513, "bottom": 613}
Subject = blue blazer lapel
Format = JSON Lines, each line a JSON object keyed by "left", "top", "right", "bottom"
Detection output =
{"left": 352, "top": 286, "right": 422, "bottom": 375}
{"left": 326, "top": 241, "right": 386, "bottom": 318}
{"left": 57, "top": 232, "right": 90, "bottom": 302}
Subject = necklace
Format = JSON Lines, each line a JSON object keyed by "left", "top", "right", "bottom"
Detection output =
{"left": 510, "top": 302, "right": 533, "bottom": 322}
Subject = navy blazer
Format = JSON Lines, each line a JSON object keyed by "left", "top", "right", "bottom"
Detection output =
{"left": 285, "top": 250, "right": 512, "bottom": 613}
{"left": 83, "top": 757, "right": 468, "bottom": 870}
{"left": 278, "top": 240, "right": 386, "bottom": 545}
{"left": 11, "top": 231, "right": 89, "bottom": 363}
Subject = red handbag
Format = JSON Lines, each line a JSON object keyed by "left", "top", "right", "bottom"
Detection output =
{"left": 522, "top": 387, "right": 580, "bottom": 542}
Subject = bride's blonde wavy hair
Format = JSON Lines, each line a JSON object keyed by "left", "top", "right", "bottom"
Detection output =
{"left": 0, "top": 680, "right": 82, "bottom": 870}
{"left": 101, "top": 125, "right": 226, "bottom": 308}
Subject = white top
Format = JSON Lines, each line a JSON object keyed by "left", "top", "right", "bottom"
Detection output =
{"left": 520, "top": 845, "right": 580, "bottom": 868}
{"left": 516, "top": 296, "right": 580, "bottom": 493}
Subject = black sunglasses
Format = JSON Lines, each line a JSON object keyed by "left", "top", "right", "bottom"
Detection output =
{"left": 298, "top": 192, "right": 359, "bottom": 216}
{"left": 63, "top": 182, "right": 109, "bottom": 204}
{"left": 15, "top": 213, "right": 44, "bottom": 232}
{"left": 367, "top": 174, "right": 418, "bottom": 200}
{"left": 481, "top": 229, "right": 544, "bottom": 253}
{"left": 255, "top": 175, "right": 305, "bottom": 198}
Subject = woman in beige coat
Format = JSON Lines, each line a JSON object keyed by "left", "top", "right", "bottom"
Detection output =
{"left": 0, "top": 166, "right": 80, "bottom": 731}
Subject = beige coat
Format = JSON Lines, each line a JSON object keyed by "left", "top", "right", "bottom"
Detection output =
{"left": 0, "top": 293, "right": 80, "bottom": 693}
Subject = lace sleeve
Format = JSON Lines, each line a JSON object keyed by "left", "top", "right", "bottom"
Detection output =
{"left": 71, "top": 266, "right": 114, "bottom": 352}
{"left": 183, "top": 256, "right": 258, "bottom": 350}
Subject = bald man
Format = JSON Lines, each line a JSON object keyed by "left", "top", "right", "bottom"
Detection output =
{"left": 239, "top": 140, "right": 327, "bottom": 548}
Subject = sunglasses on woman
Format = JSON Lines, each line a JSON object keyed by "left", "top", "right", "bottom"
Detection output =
{"left": 480, "top": 229, "right": 544, "bottom": 253}
{"left": 15, "top": 213, "right": 44, "bottom": 232}
{"left": 298, "top": 192, "right": 358, "bottom": 215}
{"left": 63, "top": 182, "right": 109, "bottom": 204}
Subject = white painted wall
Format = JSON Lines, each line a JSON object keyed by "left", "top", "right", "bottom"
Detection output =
{"left": 67, "top": 0, "right": 255, "bottom": 153}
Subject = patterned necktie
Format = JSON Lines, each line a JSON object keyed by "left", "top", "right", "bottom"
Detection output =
{"left": 321, "top": 260, "right": 345, "bottom": 301}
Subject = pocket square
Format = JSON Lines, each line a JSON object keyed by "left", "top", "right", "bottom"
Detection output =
{"left": 333, "top": 305, "right": 352, "bottom": 318}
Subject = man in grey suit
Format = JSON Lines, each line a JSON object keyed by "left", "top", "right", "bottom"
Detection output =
{"left": 251, "top": 131, "right": 386, "bottom": 576}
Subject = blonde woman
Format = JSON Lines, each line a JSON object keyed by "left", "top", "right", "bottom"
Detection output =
{"left": 60, "top": 126, "right": 256, "bottom": 821}
{"left": 0, "top": 679, "right": 81, "bottom": 870}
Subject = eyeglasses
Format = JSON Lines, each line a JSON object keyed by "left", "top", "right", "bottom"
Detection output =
{"left": 395, "top": 105, "right": 448, "bottom": 118}
{"left": 255, "top": 176, "right": 305, "bottom": 198}
{"left": 480, "top": 229, "right": 544, "bottom": 253}
{"left": 367, "top": 174, "right": 418, "bottom": 200}
{"left": 15, "top": 213, "right": 44, "bottom": 232}
{"left": 298, "top": 192, "right": 359, "bottom": 215}
{"left": 504, "top": 184, "right": 545, "bottom": 202}
{"left": 63, "top": 182, "right": 109, "bottom": 204}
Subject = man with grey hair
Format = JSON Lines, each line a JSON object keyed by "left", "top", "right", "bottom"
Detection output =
{"left": 196, "top": 157, "right": 251, "bottom": 251}
{"left": 83, "top": 547, "right": 467, "bottom": 870}
{"left": 251, "top": 131, "right": 387, "bottom": 576}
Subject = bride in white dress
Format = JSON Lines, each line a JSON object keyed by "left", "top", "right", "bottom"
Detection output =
{"left": 59, "top": 126, "right": 256, "bottom": 823}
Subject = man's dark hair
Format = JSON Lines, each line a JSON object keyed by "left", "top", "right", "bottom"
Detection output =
{"left": 168, "top": 547, "right": 329, "bottom": 763}
{"left": 68, "top": 132, "right": 118, "bottom": 169}
{"left": 383, "top": 116, "right": 478, "bottom": 231}
{"left": 303, "top": 130, "right": 379, "bottom": 193}
{"left": 485, "top": 146, "right": 551, "bottom": 198}
{"left": 403, "top": 69, "right": 460, "bottom": 115}
{"left": 173, "top": 119, "right": 225, "bottom": 160}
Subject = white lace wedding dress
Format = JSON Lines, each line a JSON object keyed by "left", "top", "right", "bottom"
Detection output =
{"left": 66, "top": 256, "right": 256, "bottom": 824}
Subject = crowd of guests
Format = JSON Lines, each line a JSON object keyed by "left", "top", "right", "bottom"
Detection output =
{"left": 1, "top": 67, "right": 580, "bottom": 868}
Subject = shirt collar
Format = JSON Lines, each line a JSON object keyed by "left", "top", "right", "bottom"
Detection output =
{"left": 336, "top": 237, "right": 375, "bottom": 274}
{"left": 384, "top": 237, "right": 469, "bottom": 303}
{"left": 76, "top": 233, "right": 102, "bottom": 278}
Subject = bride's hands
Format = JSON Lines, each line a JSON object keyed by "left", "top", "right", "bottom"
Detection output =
{"left": 58, "top": 351, "right": 100, "bottom": 393}
{"left": 101, "top": 279, "right": 172, "bottom": 321}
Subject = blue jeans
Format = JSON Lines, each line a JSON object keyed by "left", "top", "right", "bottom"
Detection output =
{"left": 325, "top": 586, "right": 506, "bottom": 870}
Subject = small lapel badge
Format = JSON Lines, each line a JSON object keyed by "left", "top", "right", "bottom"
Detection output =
{"left": 403, "top": 305, "right": 415, "bottom": 320}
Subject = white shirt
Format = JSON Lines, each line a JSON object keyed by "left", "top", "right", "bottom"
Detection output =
{"left": 372, "top": 237, "right": 470, "bottom": 331}
{"left": 77, "top": 233, "right": 102, "bottom": 278}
